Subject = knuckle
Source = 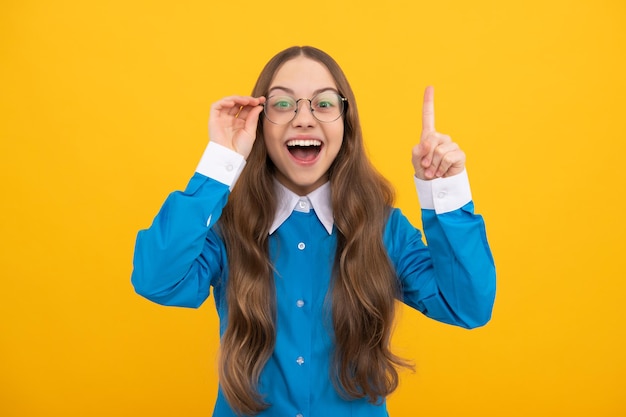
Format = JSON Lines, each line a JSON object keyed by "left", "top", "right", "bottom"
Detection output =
{"left": 433, "top": 146, "right": 446, "bottom": 158}
{"left": 441, "top": 153, "right": 454, "bottom": 166}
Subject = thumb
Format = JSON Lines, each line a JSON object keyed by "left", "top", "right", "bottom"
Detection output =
{"left": 411, "top": 142, "right": 427, "bottom": 176}
{"left": 415, "top": 140, "right": 433, "bottom": 167}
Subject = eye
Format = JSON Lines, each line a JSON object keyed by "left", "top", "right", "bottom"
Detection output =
{"left": 269, "top": 96, "right": 296, "bottom": 112}
{"left": 313, "top": 93, "right": 339, "bottom": 112}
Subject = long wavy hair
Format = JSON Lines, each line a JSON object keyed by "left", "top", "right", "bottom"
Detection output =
{"left": 217, "top": 46, "right": 412, "bottom": 416}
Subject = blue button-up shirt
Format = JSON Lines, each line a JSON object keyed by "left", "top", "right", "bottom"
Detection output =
{"left": 131, "top": 142, "right": 496, "bottom": 417}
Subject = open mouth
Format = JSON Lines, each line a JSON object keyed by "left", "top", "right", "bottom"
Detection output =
{"left": 286, "top": 139, "right": 322, "bottom": 162}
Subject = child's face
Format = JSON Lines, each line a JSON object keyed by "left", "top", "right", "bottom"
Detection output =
{"left": 263, "top": 56, "right": 344, "bottom": 196}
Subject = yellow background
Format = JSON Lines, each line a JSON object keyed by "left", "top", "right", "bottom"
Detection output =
{"left": 1, "top": 0, "right": 625, "bottom": 416}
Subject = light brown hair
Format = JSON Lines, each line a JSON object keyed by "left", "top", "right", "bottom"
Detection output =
{"left": 218, "top": 46, "right": 412, "bottom": 416}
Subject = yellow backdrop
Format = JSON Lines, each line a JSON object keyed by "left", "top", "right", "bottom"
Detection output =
{"left": 1, "top": 1, "right": 625, "bottom": 416}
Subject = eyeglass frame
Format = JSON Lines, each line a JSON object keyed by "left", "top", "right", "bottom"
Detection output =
{"left": 262, "top": 90, "right": 348, "bottom": 125}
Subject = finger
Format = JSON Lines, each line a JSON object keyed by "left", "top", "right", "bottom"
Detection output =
{"left": 440, "top": 149, "right": 466, "bottom": 178}
{"left": 433, "top": 147, "right": 466, "bottom": 178}
{"left": 417, "top": 133, "right": 435, "bottom": 168}
{"left": 230, "top": 98, "right": 251, "bottom": 116}
{"left": 231, "top": 95, "right": 264, "bottom": 107}
{"left": 243, "top": 105, "right": 264, "bottom": 133}
{"left": 230, "top": 106, "right": 244, "bottom": 117}
{"left": 419, "top": 133, "right": 452, "bottom": 178}
{"left": 427, "top": 134, "right": 454, "bottom": 166}
{"left": 233, "top": 96, "right": 265, "bottom": 117}
{"left": 236, "top": 101, "right": 263, "bottom": 120}
{"left": 428, "top": 140, "right": 459, "bottom": 177}
{"left": 211, "top": 99, "right": 234, "bottom": 113}
{"left": 213, "top": 96, "right": 260, "bottom": 112}
{"left": 421, "top": 125, "right": 453, "bottom": 159}
{"left": 422, "top": 86, "right": 435, "bottom": 134}
{"left": 416, "top": 141, "right": 432, "bottom": 167}
{"left": 411, "top": 141, "right": 430, "bottom": 178}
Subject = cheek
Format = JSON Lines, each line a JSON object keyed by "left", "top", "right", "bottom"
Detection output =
{"left": 328, "top": 124, "right": 345, "bottom": 152}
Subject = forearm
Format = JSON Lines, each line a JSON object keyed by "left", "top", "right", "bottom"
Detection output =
{"left": 394, "top": 170, "right": 495, "bottom": 328}
{"left": 131, "top": 174, "right": 230, "bottom": 307}
{"left": 421, "top": 202, "right": 496, "bottom": 328}
{"left": 131, "top": 142, "right": 245, "bottom": 307}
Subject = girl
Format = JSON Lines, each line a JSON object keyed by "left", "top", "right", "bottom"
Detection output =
{"left": 131, "top": 46, "right": 496, "bottom": 417}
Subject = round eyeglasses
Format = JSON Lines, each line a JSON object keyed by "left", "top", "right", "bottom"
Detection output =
{"left": 263, "top": 91, "right": 347, "bottom": 125}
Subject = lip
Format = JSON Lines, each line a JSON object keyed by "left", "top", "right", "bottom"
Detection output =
{"left": 285, "top": 135, "right": 324, "bottom": 166}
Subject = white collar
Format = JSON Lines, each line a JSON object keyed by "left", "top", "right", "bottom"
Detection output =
{"left": 269, "top": 180, "right": 334, "bottom": 235}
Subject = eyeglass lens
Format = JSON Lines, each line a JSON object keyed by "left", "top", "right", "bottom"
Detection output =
{"left": 264, "top": 91, "right": 345, "bottom": 125}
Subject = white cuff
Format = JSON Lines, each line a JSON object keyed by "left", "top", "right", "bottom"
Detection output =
{"left": 414, "top": 169, "right": 472, "bottom": 214}
{"left": 196, "top": 142, "right": 246, "bottom": 190}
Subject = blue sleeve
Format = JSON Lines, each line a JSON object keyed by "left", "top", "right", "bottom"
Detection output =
{"left": 384, "top": 203, "right": 496, "bottom": 329}
{"left": 131, "top": 173, "right": 230, "bottom": 308}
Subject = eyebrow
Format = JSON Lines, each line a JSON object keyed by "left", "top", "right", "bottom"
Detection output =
{"left": 267, "top": 86, "right": 339, "bottom": 96}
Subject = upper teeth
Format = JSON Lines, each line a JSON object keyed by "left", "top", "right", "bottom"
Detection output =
{"left": 287, "top": 139, "right": 321, "bottom": 147}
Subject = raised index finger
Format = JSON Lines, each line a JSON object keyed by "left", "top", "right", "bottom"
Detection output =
{"left": 422, "top": 86, "right": 435, "bottom": 134}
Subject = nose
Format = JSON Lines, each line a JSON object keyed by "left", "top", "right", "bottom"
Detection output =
{"left": 291, "top": 99, "right": 316, "bottom": 126}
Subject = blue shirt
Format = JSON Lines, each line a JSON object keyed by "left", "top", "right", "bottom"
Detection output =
{"left": 131, "top": 143, "right": 496, "bottom": 417}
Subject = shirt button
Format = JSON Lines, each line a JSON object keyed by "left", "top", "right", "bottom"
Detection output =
{"left": 298, "top": 201, "right": 307, "bottom": 209}
{"left": 297, "top": 242, "right": 305, "bottom": 250}
{"left": 296, "top": 356, "right": 305, "bottom": 365}
{"left": 296, "top": 414, "right": 304, "bottom": 417}
{"left": 225, "top": 164, "right": 234, "bottom": 172}
{"left": 437, "top": 191, "right": 447, "bottom": 199}
{"left": 296, "top": 299, "right": 305, "bottom": 308}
